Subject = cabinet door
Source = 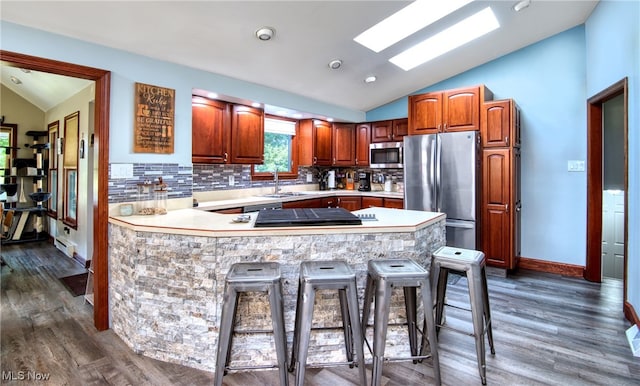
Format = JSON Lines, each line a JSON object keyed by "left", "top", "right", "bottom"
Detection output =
{"left": 355, "top": 123, "right": 370, "bottom": 166}
{"left": 191, "top": 96, "right": 230, "bottom": 164}
{"left": 362, "top": 196, "right": 383, "bottom": 208}
{"left": 322, "top": 197, "right": 336, "bottom": 208}
{"left": 337, "top": 196, "right": 361, "bottom": 211}
{"left": 282, "top": 198, "right": 323, "bottom": 208}
{"left": 332, "top": 123, "right": 356, "bottom": 166}
{"left": 482, "top": 148, "right": 512, "bottom": 269}
{"left": 383, "top": 198, "right": 404, "bottom": 209}
{"left": 230, "top": 105, "right": 264, "bottom": 164}
{"left": 408, "top": 93, "right": 442, "bottom": 135}
{"left": 481, "top": 100, "right": 511, "bottom": 148}
{"left": 443, "top": 87, "right": 480, "bottom": 132}
{"left": 392, "top": 118, "right": 408, "bottom": 141}
{"left": 314, "top": 120, "right": 333, "bottom": 166}
{"left": 371, "top": 120, "right": 393, "bottom": 143}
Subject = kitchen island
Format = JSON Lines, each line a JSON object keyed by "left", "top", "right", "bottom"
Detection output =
{"left": 108, "top": 206, "right": 445, "bottom": 372}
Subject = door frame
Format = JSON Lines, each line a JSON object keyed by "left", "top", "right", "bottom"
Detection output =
{"left": 585, "top": 78, "right": 630, "bottom": 319}
{"left": 0, "top": 50, "right": 111, "bottom": 331}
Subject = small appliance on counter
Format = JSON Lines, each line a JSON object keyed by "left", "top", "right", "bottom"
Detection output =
{"left": 327, "top": 170, "right": 336, "bottom": 189}
{"left": 345, "top": 170, "right": 355, "bottom": 190}
{"left": 357, "top": 172, "right": 371, "bottom": 191}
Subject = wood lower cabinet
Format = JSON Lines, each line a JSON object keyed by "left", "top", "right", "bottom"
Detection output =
{"left": 282, "top": 198, "right": 324, "bottom": 209}
{"left": 191, "top": 96, "right": 230, "bottom": 164}
{"left": 336, "top": 196, "right": 361, "bottom": 211}
{"left": 408, "top": 85, "right": 493, "bottom": 134}
{"left": 332, "top": 123, "right": 356, "bottom": 166}
{"left": 383, "top": 198, "right": 404, "bottom": 209}
{"left": 481, "top": 141, "right": 521, "bottom": 269}
{"left": 362, "top": 196, "right": 383, "bottom": 208}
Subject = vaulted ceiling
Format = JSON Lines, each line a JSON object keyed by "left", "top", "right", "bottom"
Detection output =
{"left": 1, "top": 1, "right": 598, "bottom": 115}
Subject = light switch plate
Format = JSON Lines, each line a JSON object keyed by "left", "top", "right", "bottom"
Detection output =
{"left": 306, "top": 173, "right": 313, "bottom": 182}
{"left": 228, "top": 175, "right": 235, "bottom": 186}
{"left": 567, "top": 160, "right": 585, "bottom": 172}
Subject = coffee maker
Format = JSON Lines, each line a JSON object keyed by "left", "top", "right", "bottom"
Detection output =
{"left": 357, "top": 172, "right": 371, "bottom": 191}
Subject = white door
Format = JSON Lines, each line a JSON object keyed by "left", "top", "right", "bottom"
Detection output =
{"left": 602, "top": 190, "right": 625, "bottom": 279}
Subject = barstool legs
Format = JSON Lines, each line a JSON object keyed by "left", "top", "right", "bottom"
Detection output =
{"left": 269, "top": 283, "right": 290, "bottom": 386}
{"left": 215, "top": 287, "right": 239, "bottom": 386}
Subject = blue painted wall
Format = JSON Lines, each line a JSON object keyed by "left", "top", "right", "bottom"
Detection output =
{"left": 585, "top": 0, "right": 639, "bottom": 322}
{"left": 370, "top": 26, "right": 589, "bottom": 267}
{"left": 369, "top": 1, "right": 640, "bottom": 316}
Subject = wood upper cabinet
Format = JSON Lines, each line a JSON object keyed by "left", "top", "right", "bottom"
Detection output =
{"left": 409, "top": 86, "right": 493, "bottom": 134}
{"left": 332, "top": 123, "right": 356, "bottom": 166}
{"left": 192, "top": 97, "right": 264, "bottom": 164}
{"left": 299, "top": 119, "right": 332, "bottom": 166}
{"left": 371, "top": 118, "right": 408, "bottom": 143}
{"left": 481, "top": 99, "right": 521, "bottom": 148}
{"left": 192, "top": 96, "right": 231, "bottom": 164}
{"left": 481, "top": 95, "right": 521, "bottom": 271}
{"left": 229, "top": 105, "right": 264, "bottom": 164}
{"left": 355, "top": 123, "right": 370, "bottom": 166}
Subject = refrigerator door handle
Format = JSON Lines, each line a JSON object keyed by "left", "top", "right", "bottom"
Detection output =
{"left": 445, "top": 220, "right": 475, "bottom": 229}
{"left": 435, "top": 135, "right": 442, "bottom": 212}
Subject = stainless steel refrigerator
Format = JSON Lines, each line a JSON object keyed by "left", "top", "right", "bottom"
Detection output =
{"left": 403, "top": 131, "right": 479, "bottom": 249}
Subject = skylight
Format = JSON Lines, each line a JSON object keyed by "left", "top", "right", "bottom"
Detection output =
{"left": 389, "top": 7, "right": 500, "bottom": 71}
{"left": 353, "top": 0, "right": 474, "bottom": 53}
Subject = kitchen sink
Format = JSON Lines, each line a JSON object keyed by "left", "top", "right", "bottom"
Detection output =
{"left": 260, "top": 192, "right": 307, "bottom": 198}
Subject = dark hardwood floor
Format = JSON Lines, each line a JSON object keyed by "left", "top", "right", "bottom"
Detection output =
{"left": 1, "top": 242, "right": 638, "bottom": 385}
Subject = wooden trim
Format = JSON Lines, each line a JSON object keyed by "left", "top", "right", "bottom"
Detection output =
{"left": 0, "top": 50, "right": 111, "bottom": 331}
{"left": 624, "top": 301, "right": 640, "bottom": 327}
{"left": 518, "top": 256, "right": 584, "bottom": 277}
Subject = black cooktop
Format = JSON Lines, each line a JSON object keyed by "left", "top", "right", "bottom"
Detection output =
{"left": 254, "top": 208, "right": 362, "bottom": 228}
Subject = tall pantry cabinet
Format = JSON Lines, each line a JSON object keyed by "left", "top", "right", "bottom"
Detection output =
{"left": 481, "top": 99, "right": 521, "bottom": 270}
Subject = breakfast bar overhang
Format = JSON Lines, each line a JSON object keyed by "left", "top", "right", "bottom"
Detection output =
{"left": 108, "top": 207, "right": 445, "bottom": 372}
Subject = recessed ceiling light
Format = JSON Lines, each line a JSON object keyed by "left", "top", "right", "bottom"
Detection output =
{"left": 513, "top": 0, "right": 531, "bottom": 12}
{"left": 10, "top": 76, "right": 22, "bottom": 85}
{"left": 364, "top": 76, "right": 377, "bottom": 83}
{"left": 328, "top": 59, "right": 343, "bottom": 70}
{"left": 354, "top": 0, "right": 474, "bottom": 53}
{"left": 255, "top": 27, "right": 275, "bottom": 41}
{"left": 207, "top": 92, "right": 218, "bottom": 99}
{"left": 252, "top": 102, "right": 262, "bottom": 108}
{"left": 389, "top": 7, "right": 500, "bottom": 71}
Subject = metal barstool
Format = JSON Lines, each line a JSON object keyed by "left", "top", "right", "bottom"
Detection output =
{"left": 288, "top": 260, "right": 367, "bottom": 386}
{"left": 431, "top": 246, "right": 495, "bottom": 385}
{"left": 214, "top": 262, "right": 289, "bottom": 386}
{"left": 361, "top": 258, "right": 441, "bottom": 386}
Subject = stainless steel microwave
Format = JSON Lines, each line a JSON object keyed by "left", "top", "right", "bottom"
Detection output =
{"left": 369, "top": 142, "right": 403, "bottom": 168}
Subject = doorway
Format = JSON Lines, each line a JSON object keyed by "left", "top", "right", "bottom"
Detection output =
{"left": 585, "top": 78, "right": 630, "bottom": 320}
{"left": 0, "top": 50, "right": 111, "bottom": 331}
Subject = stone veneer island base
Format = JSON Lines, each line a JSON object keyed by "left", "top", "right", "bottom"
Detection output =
{"left": 108, "top": 207, "right": 445, "bottom": 372}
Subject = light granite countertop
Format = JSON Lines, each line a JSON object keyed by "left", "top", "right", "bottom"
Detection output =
{"left": 109, "top": 206, "right": 445, "bottom": 237}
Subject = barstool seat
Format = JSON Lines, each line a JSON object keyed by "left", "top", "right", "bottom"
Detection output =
{"left": 214, "top": 262, "right": 289, "bottom": 386}
{"left": 362, "top": 258, "right": 441, "bottom": 386}
{"left": 289, "top": 260, "right": 367, "bottom": 386}
{"left": 432, "top": 246, "right": 495, "bottom": 385}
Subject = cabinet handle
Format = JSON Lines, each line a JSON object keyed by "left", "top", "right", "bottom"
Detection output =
{"left": 505, "top": 136, "right": 509, "bottom": 145}
{"left": 505, "top": 203, "right": 509, "bottom": 213}
{"left": 313, "top": 156, "right": 317, "bottom": 165}
{"left": 355, "top": 158, "right": 358, "bottom": 164}
{"left": 224, "top": 152, "right": 228, "bottom": 162}
{"left": 333, "top": 158, "right": 336, "bottom": 164}
{"left": 443, "top": 123, "right": 447, "bottom": 131}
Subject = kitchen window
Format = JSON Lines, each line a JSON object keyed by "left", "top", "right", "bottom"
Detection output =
{"left": 252, "top": 116, "right": 298, "bottom": 180}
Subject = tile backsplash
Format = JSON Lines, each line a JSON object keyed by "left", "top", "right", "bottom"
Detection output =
{"left": 108, "top": 163, "right": 404, "bottom": 203}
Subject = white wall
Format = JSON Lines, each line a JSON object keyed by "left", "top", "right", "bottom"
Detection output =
{"left": 44, "top": 84, "right": 95, "bottom": 263}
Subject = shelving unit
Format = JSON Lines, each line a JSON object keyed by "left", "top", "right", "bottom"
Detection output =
{"left": 1, "top": 131, "right": 51, "bottom": 244}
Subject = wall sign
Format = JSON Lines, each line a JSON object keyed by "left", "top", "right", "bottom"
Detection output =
{"left": 134, "top": 82, "right": 175, "bottom": 154}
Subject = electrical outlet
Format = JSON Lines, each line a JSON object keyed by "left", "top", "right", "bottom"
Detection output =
{"left": 228, "top": 175, "right": 235, "bottom": 186}
{"left": 111, "top": 163, "right": 133, "bottom": 179}
{"left": 306, "top": 173, "right": 313, "bottom": 183}
{"left": 567, "top": 160, "right": 585, "bottom": 172}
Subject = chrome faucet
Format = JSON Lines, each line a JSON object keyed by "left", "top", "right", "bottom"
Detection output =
{"left": 273, "top": 169, "right": 280, "bottom": 194}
